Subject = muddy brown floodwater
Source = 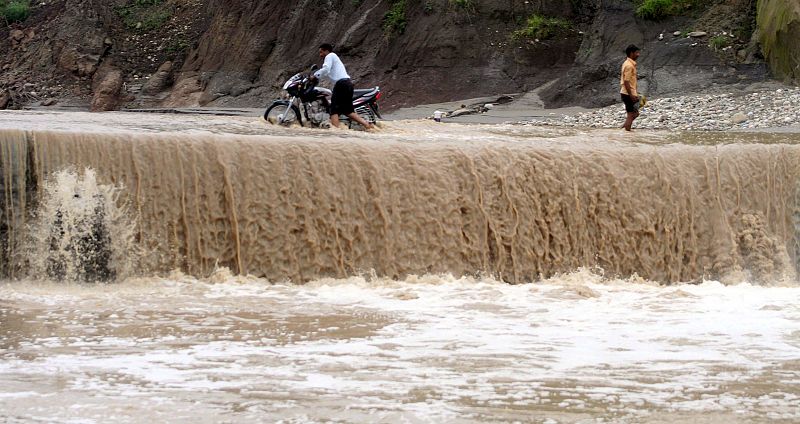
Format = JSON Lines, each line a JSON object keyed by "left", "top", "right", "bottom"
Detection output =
{"left": 1, "top": 111, "right": 800, "bottom": 422}
{"left": 2, "top": 271, "right": 800, "bottom": 423}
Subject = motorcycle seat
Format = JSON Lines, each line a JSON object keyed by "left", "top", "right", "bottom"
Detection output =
{"left": 353, "top": 87, "right": 379, "bottom": 99}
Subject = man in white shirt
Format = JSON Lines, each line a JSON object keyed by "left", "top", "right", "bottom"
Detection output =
{"left": 312, "top": 43, "right": 373, "bottom": 130}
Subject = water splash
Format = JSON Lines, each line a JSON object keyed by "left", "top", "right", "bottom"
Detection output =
{"left": 24, "top": 168, "right": 137, "bottom": 282}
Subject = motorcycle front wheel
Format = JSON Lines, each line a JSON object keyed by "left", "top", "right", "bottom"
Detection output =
{"left": 264, "top": 102, "right": 302, "bottom": 126}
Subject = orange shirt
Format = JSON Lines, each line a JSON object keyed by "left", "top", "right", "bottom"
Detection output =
{"left": 620, "top": 57, "right": 638, "bottom": 96}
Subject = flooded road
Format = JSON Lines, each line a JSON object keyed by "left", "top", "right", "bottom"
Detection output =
{"left": 2, "top": 272, "right": 800, "bottom": 423}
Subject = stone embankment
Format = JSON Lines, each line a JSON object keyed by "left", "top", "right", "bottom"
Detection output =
{"left": 553, "top": 88, "right": 800, "bottom": 131}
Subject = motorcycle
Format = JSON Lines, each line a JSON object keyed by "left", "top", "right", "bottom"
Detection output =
{"left": 264, "top": 65, "right": 382, "bottom": 129}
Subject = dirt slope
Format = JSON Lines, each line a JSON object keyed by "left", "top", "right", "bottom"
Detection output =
{"left": 0, "top": 0, "right": 783, "bottom": 111}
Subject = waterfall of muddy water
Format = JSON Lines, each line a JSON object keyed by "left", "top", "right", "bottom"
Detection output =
{"left": 22, "top": 168, "right": 136, "bottom": 282}
{"left": 1, "top": 111, "right": 799, "bottom": 284}
{"left": 0, "top": 130, "right": 29, "bottom": 278}
{"left": 2, "top": 112, "right": 800, "bottom": 422}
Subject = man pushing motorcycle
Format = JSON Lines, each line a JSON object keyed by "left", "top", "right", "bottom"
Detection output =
{"left": 310, "top": 43, "right": 374, "bottom": 130}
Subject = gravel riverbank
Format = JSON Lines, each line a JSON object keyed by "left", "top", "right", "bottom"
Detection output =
{"left": 547, "top": 87, "right": 800, "bottom": 131}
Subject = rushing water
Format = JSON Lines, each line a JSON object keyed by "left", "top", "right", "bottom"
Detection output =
{"left": 1, "top": 111, "right": 800, "bottom": 422}
{"left": 2, "top": 272, "right": 800, "bottom": 423}
{"left": 2, "top": 111, "right": 800, "bottom": 284}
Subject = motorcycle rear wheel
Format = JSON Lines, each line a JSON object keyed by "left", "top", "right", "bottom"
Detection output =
{"left": 345, "top": 104, "right": 378, "bottom": 130}
{"left": 264, "top": 102, "right": 302, "bottom": 126}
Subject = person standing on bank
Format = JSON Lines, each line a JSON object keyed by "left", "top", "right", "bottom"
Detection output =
{"left": 312, "top": 43, "right": 374, "bottom": 130}
{"left": 620, "top": 45, "right": 641, "bottom": 131}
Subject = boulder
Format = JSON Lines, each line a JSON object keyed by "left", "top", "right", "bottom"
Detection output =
{"left": 41, "top": 98, "right": 58, "bottom": 106}
{"left": 161, "top": 76, "right": 204, "bottom": 107}
{"left": 448, "top": 108, "right": 474, "bottom": 118}
{"left": 687, "top": 31, "right": 708, "bottom": 38}
{"left": 0, "top": 90, "right": 10, "bottom": 109}
{"left": 90, "top": 63, "right": 123, "bottom": 111}
{"left": 142, "top": 61, "right": 173, "bottom": 94}
{"left": 732, "top": 112, "right": 748, "bottom": 124}
{"left": 10, "top": 29, "right": 25, "bottom": 42}
{"left": 9, "top": 29, "right": 35, "bottom": 48}
{"left": 737, "top": 49, "right": 748, "bottom": 61}
{"left": 58, "top": 48, "right": 101, "bottom": 77}
{"left": 495, "top": 95, "right": 514, "bottom": 104}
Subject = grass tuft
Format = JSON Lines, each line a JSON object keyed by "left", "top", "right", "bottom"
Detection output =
{"left": 1, "top": 0, "right": 31, "bottom": 24}
{"left": 511, "top": 14, "right": 572, "bottom": 41}
{"left": 635, "top": 0, "right": 673, "bottom": 20}
{"left": 449, "top": 0, "right": 474, "bottom": 9}
{"left": 382, "top": 0, "right": 406, "bottom": 38}
{"left": 115, "top": 0, "right": 172, "bottom": 32}
{"left": 709, "top": 34, "right": 730, "bottom": 50}
{"left": 634, "top": 0, "right": 706, "bottom": 21}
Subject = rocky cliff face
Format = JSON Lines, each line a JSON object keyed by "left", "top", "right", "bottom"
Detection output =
{"left": 757, "top": 0, "right": 800, "bottom": 82}
{"left": 0, "top": 0, "right": 209, "bottom": 109}
{"left": 165, "top": 0, "right": 583, "bottom": 109}
{"left": 540, "top": 0, "right": 770, "bottom": 108}
{"left": 0, "top": 0, "right": 788, "bottom": 111}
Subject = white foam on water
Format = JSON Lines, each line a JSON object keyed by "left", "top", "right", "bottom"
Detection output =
{"left": 16, "top": 168, "right": 138, "bottom": 283}
{"left": 2, "top": 271, "right": 800, "bottom": 422}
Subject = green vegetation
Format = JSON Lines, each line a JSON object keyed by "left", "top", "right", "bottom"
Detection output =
{"left": 115, "top": 0, "right": 172, "bottom": 32}
{"left": 449, "top": 0, "right": 475, "bottom": 13}
{"left": 511, "top": 14, "right": 572, "bottom": 41}
{"left": 709, "top": 34, "right": 729, "bottom": 50}
{"left": 1, "top": 0, "right": 31, "bottom": 23}
{"left": 448, "top": 0, "right": 475, "bottom": 16}
{"left": 165, "top": 37, "right": 189, "bottom": 54}
{"left": 633, "top": 0, "right": 704, "bottom": 21}
{"left": 382, "top": 0, "right": 406, "bottom": 38}
{"left": 635, "top": 0, "right": 672, "bottom": 20}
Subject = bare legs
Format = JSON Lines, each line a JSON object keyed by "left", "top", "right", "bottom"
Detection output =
{"left": 329, "top": 112, "right": 374, "bottom": 130}
{"left": 347, "top": 112, "right": 374, "bottom": 130}
{"left": 329, "top": 113, "right": 340, "bottom": 128}
{"left": 623, "top": 111, "right": 639, "bottom": 131}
